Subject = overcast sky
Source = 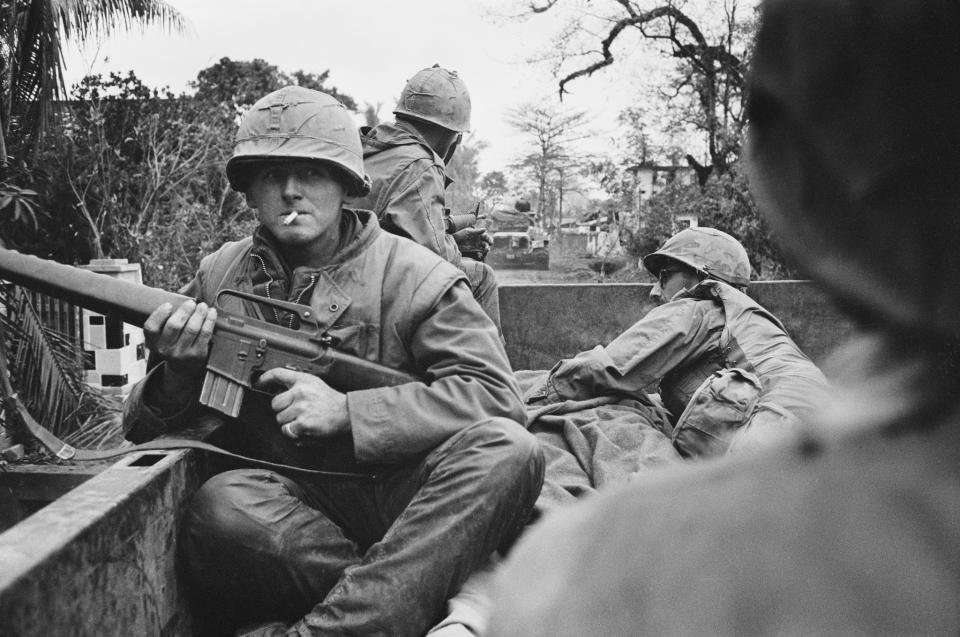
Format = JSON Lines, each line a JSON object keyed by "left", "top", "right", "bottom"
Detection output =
{"left": 62, "top": 0, "right": 640, "bottom": 173}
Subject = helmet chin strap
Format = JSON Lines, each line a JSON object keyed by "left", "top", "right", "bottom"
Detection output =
{"left": 441, "top": 133, "right": 462, "bottom": 164}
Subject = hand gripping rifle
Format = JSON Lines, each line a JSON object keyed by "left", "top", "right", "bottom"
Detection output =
{"left": 443, "top": 202, "right": 489, "bottom": 262}
{"left": 0, "top": 248, "right": 419, "bottom": 477}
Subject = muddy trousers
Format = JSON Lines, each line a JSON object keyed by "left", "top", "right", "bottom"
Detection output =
{"left": 461, "top": 259, "right": 502, "bottom": 336}
{"left": 181, "top": 418, "right": 544, "bottom": 637}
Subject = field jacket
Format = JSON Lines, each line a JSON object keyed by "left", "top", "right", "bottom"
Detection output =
{"left": 123, "top": 209, "right": 522, "bottom": 469}
{"left": 536, "top": 281, "right": 828, "bottom": 439}
{"left": 352, "top": 121, "right": 463, "bottom": 268}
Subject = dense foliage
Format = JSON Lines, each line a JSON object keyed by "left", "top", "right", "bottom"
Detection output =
{"left": 621, "top": 162, "right": 797, "bottom": 279}
{"left": 1, "top": 59, "right": 358, "bottom": 291}
{"left": 0, "top": 0, "right": 185, "bottom": 163}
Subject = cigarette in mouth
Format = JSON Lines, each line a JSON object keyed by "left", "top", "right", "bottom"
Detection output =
{"left": 282, "top": 211, "right": 299, "bottom": 225}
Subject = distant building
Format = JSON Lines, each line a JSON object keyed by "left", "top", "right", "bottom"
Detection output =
{"left": 627, "top": 163, "right": 697, "bottom": 202}
{"left": 626, "top": 163, "right": 699, "bottom": 230}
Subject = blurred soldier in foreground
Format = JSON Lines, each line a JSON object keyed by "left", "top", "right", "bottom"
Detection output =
{"left": 488, "top": 0, "right": 960, "bottom": 635}
{"left": 122, "top": 86, "right": 542, "bottom": 637}
{"left": 352, "top": 65, "right": 501, "bottom": 330}
{"left": 528, "top": 226, "right": 828, "bottom": 459}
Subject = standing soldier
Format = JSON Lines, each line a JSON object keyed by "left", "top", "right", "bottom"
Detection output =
{"left": 488, "top": 0, "right": 960, "bottom": 635}
{"left": 122, "top": 86, "right": 543, "bottom": 637}
{"left": 352, "top": 65, "right": 501, "bottom": 330}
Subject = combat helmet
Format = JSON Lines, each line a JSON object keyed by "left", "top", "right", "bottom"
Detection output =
{"left": 643, "top": 227, "right": 751, "bottom": 288}
{"left": 746, "top": 0, "right": 960, "bottom": 340}
{"left": 226, "top": 86, "right": 370, "bottom": 197}
{"left": 394, "top": 65, "right": 471, "bottom": 133}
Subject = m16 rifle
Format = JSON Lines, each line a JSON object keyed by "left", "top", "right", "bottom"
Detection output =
{"left": 0, "top": 248, "right": 418, "bottom": 417}
{"left": 0, "top": 248, "right": 420, "bottom": 476}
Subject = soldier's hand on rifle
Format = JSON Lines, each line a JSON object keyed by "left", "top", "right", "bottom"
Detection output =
{"left": 144, "top": 300, "right": 217, "bottom": 393}
{"left": 258, "top": 367, "right": 349, "bottom": 440}
{"left": 453, "top": 226, "right": 492, "bottom": 261}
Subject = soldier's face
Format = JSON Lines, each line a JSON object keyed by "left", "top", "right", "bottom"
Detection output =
{"left": 650, "top": 266, "right": 699, "bottom": 304}
{"left": 246, "top": 161, "right": 346, "bottom": 249}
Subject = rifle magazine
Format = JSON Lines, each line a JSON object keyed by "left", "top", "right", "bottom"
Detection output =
{"left": 200, "top": 371, "right": 246, "bottom": 418}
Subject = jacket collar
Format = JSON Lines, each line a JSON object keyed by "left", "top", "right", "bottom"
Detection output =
{"left": 251, "top": 208, "right": 380, "bottom": 271}
{"left": 244, "top": 209, "right": 380, "bottom": 326}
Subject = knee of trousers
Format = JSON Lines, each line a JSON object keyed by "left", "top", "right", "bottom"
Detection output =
{"left": 453, "top": 418, "right": 545, "bottom": 488}
{"left": 463, "top": 260, "right": 497, "bottom": 287}
{"left": 182, "top": 469, "right": 291, "bottom": 554}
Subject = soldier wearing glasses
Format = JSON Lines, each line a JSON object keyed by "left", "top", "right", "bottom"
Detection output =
{"left": 528, "top": 226, "right": 828, "bottom": 457}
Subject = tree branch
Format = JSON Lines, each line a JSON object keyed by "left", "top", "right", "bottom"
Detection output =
{"left": 558, "top": 5, "right": 681, "bottom": 98}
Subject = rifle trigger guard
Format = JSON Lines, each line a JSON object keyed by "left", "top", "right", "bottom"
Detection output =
{"left": 216, "top": 289, "right": 318, "bottom": 323}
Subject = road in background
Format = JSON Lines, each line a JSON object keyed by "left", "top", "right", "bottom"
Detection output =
{"left": 491, "top": 250, "right": 644, "bottom": 285}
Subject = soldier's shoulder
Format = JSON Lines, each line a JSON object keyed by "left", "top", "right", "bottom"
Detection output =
{"left": 374, "top": 229, "right": 464, "bottom": 281}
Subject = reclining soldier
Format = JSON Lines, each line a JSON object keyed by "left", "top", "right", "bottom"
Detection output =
{"left": 528, "top": 226, "right": 829, "bottom": 457}
{"left": 488, "top": 0, "right": 960, "bottom": 634}
{"left": 351, "top": 65, "right": 501, "bottom": 331}
{"left": 122, "top": 86, "right": 543, "bottom": 637}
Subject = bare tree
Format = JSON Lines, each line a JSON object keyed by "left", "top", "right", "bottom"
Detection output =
{"left": 521, "top": 0, "right": 757, "bottom": 174}
{"left": 506, "top": 103, "right": 590, "bottom": 230}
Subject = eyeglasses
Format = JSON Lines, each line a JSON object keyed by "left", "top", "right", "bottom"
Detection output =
{"left": 658, "top": 267, "right": 684, "bottom": 287}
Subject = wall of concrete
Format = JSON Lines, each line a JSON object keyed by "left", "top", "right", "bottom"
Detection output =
{"left": 499, "top": 281, "right": 858, "bottom": 371}
{"left": 0, "top": 420, "right": 224, "bottom": 637}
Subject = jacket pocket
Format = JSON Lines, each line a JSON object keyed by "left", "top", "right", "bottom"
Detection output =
{"left": 670, "top": 367, "right": 762, "bottom": 459}
{"left": 323, "top": 322, "right": 380, "bottom": 362}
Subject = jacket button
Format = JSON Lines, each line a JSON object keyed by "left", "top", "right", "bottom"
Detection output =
{"left": 329, "top": 303, "right": 339, "bottom": 312}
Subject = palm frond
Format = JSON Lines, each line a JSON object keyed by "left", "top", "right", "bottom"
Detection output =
{"left": 0, "top": 282, "right": 121, "bottom": 446}
{"left": 7, "top": 0, "right": 65, "bottom": 150}
{"left": 57, "top": 0, "right": 188, "bottom": 42}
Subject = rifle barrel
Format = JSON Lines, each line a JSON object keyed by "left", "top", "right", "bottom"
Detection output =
{"left": 0, "top": 248, "right": 422, "bottom": 391}
{"left": 0, "top": 248, "right": 187, "bottom": 327}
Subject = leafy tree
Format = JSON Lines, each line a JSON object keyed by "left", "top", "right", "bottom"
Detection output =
{"left": 191, "top": 57, "right": 356, "bottom": 110}
{"left": 288, "top": 69, "right": 356, "bottom": 110}
{"left": 61, "top": 72, "right": 234, "bottom": 264}
{"left": 623, "top": 160, "right": 795, "bottom": 279}
{"left": 445, "top": 136, "right": 485, "bottom": 212}
{"left": 0, "top": 0, "right": 186, "bottom": 164}
{"left": 0, "top": 70, "right": 242, "bottom": 282}
{"left": 4, "top": 61, "right": 360, "bottom": 274}
{"left": 191, "top": 57, "right": 288, "bottom": 107}
{"left": 479, "top": 171, "right": 508, "bottom": 202}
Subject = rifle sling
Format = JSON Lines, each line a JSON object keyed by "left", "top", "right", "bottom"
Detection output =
{"left": 4, "top": 393, "right": 377, "bottom": 480}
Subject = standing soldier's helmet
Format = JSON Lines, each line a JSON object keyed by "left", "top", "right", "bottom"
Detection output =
{"left": 747, "top": 0, "right": 960, "bottom": 340}
{"left": 643, "top": 227, "right": 752, "bottom": 289}
{"left": 394, "top": 64, "right": 471, "bottom": 133}
{"left": 226, "top": 86, "right": 371, "bottom": 197}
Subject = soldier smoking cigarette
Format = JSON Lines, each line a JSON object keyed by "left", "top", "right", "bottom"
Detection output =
{"left": 282, "top": 211, "right": 298, "bottom": 225}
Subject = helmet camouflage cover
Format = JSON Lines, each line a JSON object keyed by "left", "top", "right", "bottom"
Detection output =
{"left": 394, "top": 64, "right": 471, "bottom": 133}
{"left": 226, "top": 86, "right": 370, "bottom": 197}
{"left": 643, "top": 227, "right": 752, "bottom": 288}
